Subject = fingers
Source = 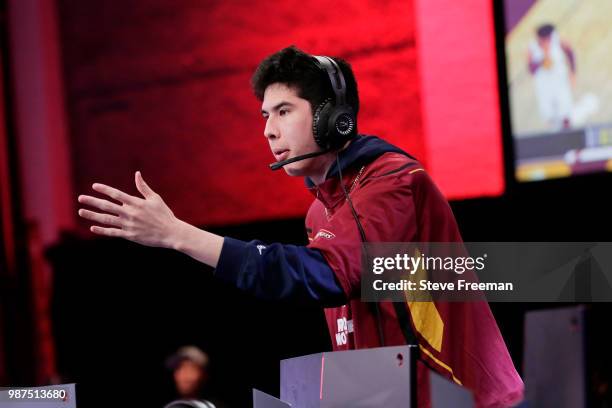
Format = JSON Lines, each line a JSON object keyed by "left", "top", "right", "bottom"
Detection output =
{"left": 134, "top": 171, "right": 156, "bottom": 199}
{"left": 78, "top": 194, "right": 125, "bottom": 215}
{"left": 78, "top": 208, "right": 122, "bottom": 227}
{"left": 90, "top": 225, "right": 127, "bottom": 238}
{"left": 92, "top": 183, "right": 140, "bottom": 205}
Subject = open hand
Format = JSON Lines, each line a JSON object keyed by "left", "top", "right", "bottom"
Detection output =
{"left": 78, "top": 171, "right": 180, "bottom": 248}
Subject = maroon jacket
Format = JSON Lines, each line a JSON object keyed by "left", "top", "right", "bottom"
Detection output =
{"left": 305, "top": 136, "right": 523, "bottom": 407}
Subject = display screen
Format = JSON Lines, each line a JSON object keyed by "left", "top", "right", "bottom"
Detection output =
{"left": 503, "top": 0, "right": 612, "bottom": 181}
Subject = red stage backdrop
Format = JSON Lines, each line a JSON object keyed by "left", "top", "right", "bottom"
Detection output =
{"left": 415, "top": 0, "right": 504, "bottom": 199}
{"left": 57, "top": 0, "right": 503, "bottom": 228}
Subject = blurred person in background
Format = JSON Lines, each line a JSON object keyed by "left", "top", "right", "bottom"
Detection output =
{"left": 165, "top": 345, "right": 221, "bottom": 408}
{"left": 528, "top": 23, "right": 576, "bottom": 130}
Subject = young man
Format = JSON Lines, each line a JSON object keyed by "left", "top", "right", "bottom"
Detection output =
{"left": 77, "top": 46, "right": 523, "bottom": 407}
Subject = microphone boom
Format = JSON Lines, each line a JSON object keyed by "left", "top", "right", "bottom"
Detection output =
{"left": 269, "top": 149, "right": 330, "bottom": 171}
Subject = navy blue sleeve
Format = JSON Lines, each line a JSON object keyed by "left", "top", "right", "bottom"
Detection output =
{"left": 214, "top": 237, "right": 347, "bottom": 306}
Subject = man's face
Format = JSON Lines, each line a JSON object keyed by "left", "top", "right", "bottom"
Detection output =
{"left": 261, "top": 83, "right": 329, "bottom": 177}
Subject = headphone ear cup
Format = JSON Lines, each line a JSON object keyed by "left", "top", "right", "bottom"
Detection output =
{"left": 326, "top": 106, "right": 356, "bottom": 150}
{"left": 312, "top": 98, "right": 334, "bottom": 149}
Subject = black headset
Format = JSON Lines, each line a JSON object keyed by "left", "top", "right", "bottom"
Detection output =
{"left": 311, "top": 55, "right": 357, "bottom": 150}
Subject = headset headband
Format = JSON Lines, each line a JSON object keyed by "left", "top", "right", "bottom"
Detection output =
{"left": 312, "top": 55, "right": 347, "bottom": 106}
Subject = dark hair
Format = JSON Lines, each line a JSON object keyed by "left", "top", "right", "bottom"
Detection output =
{"left": 251, "top": 45, "right": 359, "bottom": 119}
{"left": 537, "top": 24, "right": 555, "bottom": 39}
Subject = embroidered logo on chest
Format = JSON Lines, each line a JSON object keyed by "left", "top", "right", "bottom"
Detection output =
{"left": 315, "top": 229, "right": 336, "bottom": 240}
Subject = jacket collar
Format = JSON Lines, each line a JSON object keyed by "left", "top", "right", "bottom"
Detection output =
{"left": 306, "top": 135, "right": 416, "bottom": 208}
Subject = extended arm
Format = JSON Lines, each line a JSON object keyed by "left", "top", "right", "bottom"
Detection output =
{"left": 77, "top": 171, "right": 345, "bottom": 304}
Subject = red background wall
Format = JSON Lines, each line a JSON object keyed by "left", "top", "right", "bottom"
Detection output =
{"left": 415, "top": 0, "right": 504, "bottom": 198}
{"left": 57, "top": 0, "right": 502, "bottom": 228}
